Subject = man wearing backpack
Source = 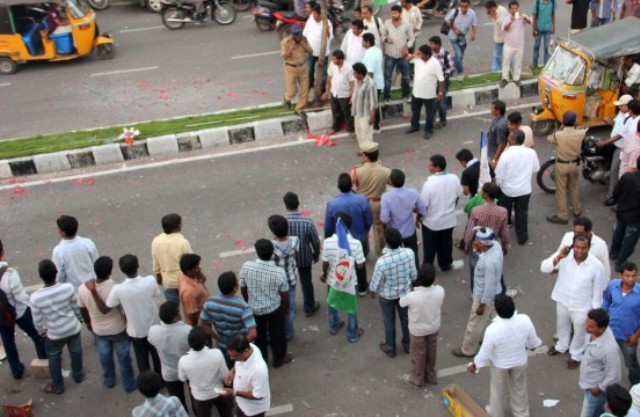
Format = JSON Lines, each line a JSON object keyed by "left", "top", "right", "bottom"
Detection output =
{"left": 531, "top": 0, "right": 555, "bottom": 69}
{"left": 0, "top": 240, "right": 47, "bottom": 380}
{"left": 429, "top": 36, "right": 456, "bottom": 129}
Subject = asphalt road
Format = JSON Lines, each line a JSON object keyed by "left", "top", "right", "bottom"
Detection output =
{"left": 0, "top": 111, "right": 622, "bottom": 416}
{"left": 0, "top": 0, "right": 575, "bottom": 140}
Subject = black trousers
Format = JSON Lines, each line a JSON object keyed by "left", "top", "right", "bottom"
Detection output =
{"left": 498, "top": 192, "right": 531, "bottom": 244}
{"left": 373, "top": 89, "right": 382, "bottom": 130}
{"left": 166, "top": 380, "right": 187, "bottom": 411}
{"left": 236, "top": 403, "right": 265, "bottom": 417}
{"left": 130, "top": 336, "right": 162, "bottom": 375}
{"left": 421, "top": 225, "right": 454, "bottom": 270}
{"left": 298, "top": 265, "right": 316, "bottom": 314}
{"left": 402, "top": 232, "right": 420, "bottom": 271}
{"left": 254, "top": 306, "right": 287, "bottom": 367}
{"left": 356, "top": 239, "right": 369, "bottom": 293}
{"left": 330, "top": 95, "right": 354, "bottom": 132}
{"left": 193, "top": 395, "right": 233, "bottom": 417}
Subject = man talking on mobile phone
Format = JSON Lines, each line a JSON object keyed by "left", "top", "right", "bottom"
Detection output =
{"left": 540, "top": 233, "right": 607, "bottom": 370}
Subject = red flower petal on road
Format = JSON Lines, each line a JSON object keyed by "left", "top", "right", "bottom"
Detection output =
{"left": 300, "top": 210, "right": 311, "bottom": 216}
{"left": 12, "top": 186, "right": 25, "bottom": 199}
{"left": 86, "top": 178, "right": 95, "bottom": 186}
{"left": 235, "top": 239, "right": 244, "bottom": 247}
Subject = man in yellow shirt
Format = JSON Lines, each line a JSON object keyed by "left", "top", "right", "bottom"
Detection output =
{"left": 151, "top": 213, "right": 192, "bottom": 304}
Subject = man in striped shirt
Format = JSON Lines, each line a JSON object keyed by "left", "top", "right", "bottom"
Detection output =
{"left": 199, "top": 271, "right": 257, "bottom": 368}
{"left": 369, "top": 228, "right": 417, "bottom": 357}
{"left": 240, "top": 239, "right": 292, "bottom": 368}
{"left": 284, "top": 192, "right": 321, "bottom": 317}
{"left": 30, "top": 259, "right": 84, "bottom": 395}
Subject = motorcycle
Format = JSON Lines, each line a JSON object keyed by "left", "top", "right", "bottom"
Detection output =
{"left": 537, "top": 135, "right": 610, "bottom": 194}
{"left": 419, "top": 0, "right": 482, "bottom": 21}
{"left": 253, "top": 0, "right": 293, "bottom": 31}
{"left": 161, "top": 0, "right": 236, "bottom": 29}
{"left": 230, "top": 0, "right": 254, "bottom": 11}
{"left": 275, "top": 5, "right": 353, "bottom": 43}
{"left": 88, "top": 0, "right": 110, "bottom": 10}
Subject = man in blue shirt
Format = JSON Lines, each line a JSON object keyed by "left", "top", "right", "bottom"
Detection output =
{"left": 602, "top": 262, "right": 640, "bottom": 385}
{"left": 589, "top": 0, "right": 617, "bottom": 26}
{"left": 531, "top": 0, "right": 555, "bottom": 68}
{"left": 324, "top": 173, "right": 373, "bottom": 294}
{"left": 380, "top": 169, "right": 426, "bottom": 270}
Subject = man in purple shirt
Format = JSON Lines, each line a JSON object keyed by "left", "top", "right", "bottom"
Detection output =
{"left": 500, "top": 1, "right": 531, "bottom": 88}
{"left": 380, "top": 169, "right": 426, "bottom": 270}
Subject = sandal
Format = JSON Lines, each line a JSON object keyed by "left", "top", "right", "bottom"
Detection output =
{"left": 42, "top": 383, "right": 64, "bottom": 395}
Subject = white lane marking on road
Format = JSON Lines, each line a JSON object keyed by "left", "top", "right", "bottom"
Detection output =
{"left": 242, "top": 14, "right": 254, "bottom": 19}
{"left": 231, "top": 50, "right": 280, "bottom": 60}
{"left": 220, "top": 247, "right": 256, "bottom": 258}
{"left": 266, "top": 404, "right": 294, "bottom": 416}
{"left": 437, "top": 346, "right": 549, "bottom": 378}
{"left": 90, "top": 66, "right": 159, "bottom": 77}
{"left": 0, "top": 102, "right": 536, "bottom": 192}
{"left": 0, "top": 82, "right": 10, "bottom": 87}
{"left": 119, "top": 25, "right": 165, "bottom": 33}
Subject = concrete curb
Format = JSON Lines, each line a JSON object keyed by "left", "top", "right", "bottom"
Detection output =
{"left": 1, "top": 80, "right": 538, "bottom": 179}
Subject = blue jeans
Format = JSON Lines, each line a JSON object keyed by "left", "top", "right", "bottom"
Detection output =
{"left": 0, "top": 307, "right": 47, "bottom": 379}
{"left": 591, "top": 16, "right": 610, "bottom": 27}
{"left": 532, "top": 31, "right": 551, "bottom": 67}
{"left": 383, "top": 56, "right": 410, "bottom": 100}
{"left": 379, "top": 297, "right": 409, "bottom": 355}
{"left": 95, "top": 331, "right": 137, "bottom": 392}
{"left": 164, "top": 288, "right": 179, "bottom": 304}
{"left": 617, "top": 339, "right": 640, "bottom": 385}
{"left": 492, "top": 42, "right": 504, "bottom": 72}
{"left": 46, "top": 332, "right": 84, "bottom": 392}
{"left": 580, "top": 389, "right": 606, "bottom": 417}
{"left": 449, "top": 39, "right": 467, "bottom": 75}
{"left": 328, "top": 302, "right": 360, "bottom": 342}
{"left": 286, "top": 285, "right": 296, "bottom": 340}
{"left": 410, "top": 97, "right": 436, "bottom": 134}
{"left": 610, "top": 218, "right": 640, "bottom": 270}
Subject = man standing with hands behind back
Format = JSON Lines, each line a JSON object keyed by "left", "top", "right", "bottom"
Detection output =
{"left": 281, "top": 24, "right": 312, "bottom": 112}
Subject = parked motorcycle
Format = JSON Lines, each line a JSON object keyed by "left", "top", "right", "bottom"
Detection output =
{"left": 253, "top": 0, "right": 293, "bottom": 31}
{"left": 537, "top": 135, "right": 610, "bottom": 194}
{"left": 275, "top": 6, "right": 353, "bottom": 43}
{"left": 161, "top": 0, "right": 236, "bottom": 29}
{"left": 419, "top": 0, "right": 482, "bottom": 21}
{"left": 88, "top": 0, "right": 110, "bottom": 10}
{"left": 230, "top": 0, "right": 254, "bottom": 11}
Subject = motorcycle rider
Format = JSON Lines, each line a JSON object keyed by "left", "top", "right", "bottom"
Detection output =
{"left": 546, "top": 110, "right": 586, "bottom": 225}
{"left": 182, "top": 0, "right": 205, "bottom": 20}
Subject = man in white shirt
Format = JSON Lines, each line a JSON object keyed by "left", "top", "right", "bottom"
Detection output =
{"left": 52, "top": 215, "right": 99, "bottom": 290}
{"left": 362, "top": 4, "right": 386, "bottom": 48}
{"left": 485, "top": 0, "right": 508, "bottom": 72}
{"left": 541, "top": 234, "right": 607, "bottom": 369}
{"left": 361, "top": 33, "right": 384, "bottom": 132}
{"left": 420, "top": 154, "right": 463, "bottom": 272}
{"left": 405, "top": 44, "right": 444, "bottom": 141}
{"left": 495, "top": 129, "right": 540, "bottom": 245}
{"left": 622, "top": 57, "right": 640, "bottom": 98}
{"left": 303, "top": 3, "right": 333, "bottom": 92}
{"left": 467, "top": 294, "right": 542, "bottom": 417}
{"left": 322, "top": 50, "right": 354, "bottom": 136}
{"left": 220, "top": 334, "right": 270, "bottom": 417}
{"left": 551, "top": 216, "right": 611, "bottom": 280}
{"left": 400, "top": 0, "right": 422, "bottom": 36}
{"left": 106, "top": 254, "right": 162, "bottom": 375}
{"left": 148, "top": 302, "right": 192, "bottom": 410}
{"left": 178, "top": 327, "right": 232, "bottom": 417}
{"left": 340, "top": 19, "right": 365, "bottom": 67}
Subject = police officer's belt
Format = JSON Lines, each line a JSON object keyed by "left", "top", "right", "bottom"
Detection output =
{"left": 556, "top": 157, "right": 580, "bottom": 164}
{"left": 286, "top": 62, "right": 306, "bottom": 67}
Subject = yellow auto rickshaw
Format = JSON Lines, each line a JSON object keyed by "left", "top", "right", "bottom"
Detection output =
{"left": 530, "top": 17, "right": 640, "bottom": 135}
{"left": 0, "top": 0, "right": 115, "bottom": 74}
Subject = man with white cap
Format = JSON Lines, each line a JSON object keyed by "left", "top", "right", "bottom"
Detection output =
{"left": 598, "top": 94, "right": 634, "bottom": 205}
{"left": 546, "top": 110, "right": 586, "bottom": 225}
{"left": 452, "top": 227, "right": 503, "bottom": 358}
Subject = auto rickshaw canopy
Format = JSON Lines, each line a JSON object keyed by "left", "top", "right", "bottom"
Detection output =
{"left": 556, "top": 17, "right": 640, "bottom": 61}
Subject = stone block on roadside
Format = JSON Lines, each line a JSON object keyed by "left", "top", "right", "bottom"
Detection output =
{"left": 498, "top": 82, "right": 521, "bottom": 100}
{"left": 67, "top": 150, "right": 96, "bottom": 169}
{"left": 176, "top": 132, "right": 202, "bottom": 152}
{"left": 146, "top": 134, "right": 179, "bottom": 156}
{"left": 521, "top": 81, "right": 538, "bottom": 98}
{"left": 474, "top": 88, "right": 499, "bottom": 106}
{"left": 449, "top": 90, "right": 476, "bottom": 110}
{"left": 306, "top": 110, "right": 332, "bottom": 132}
{"left": 282, "top": 117, "right": 308, "bottom": 135}
{"left": 229, "top": 126, "right": 255, "bottom": 144}
{"left": 253, "top": 119, "right": 284, "bottom": 140}
{"left": 92, "top": 144, "right": 125, "bottom": 165}
{"left": 34, "top": 152, "right": 71, "bottom": 174}
{"left": 8, "top": 159, "right": 37, "bottom": 177}
{"left": 199, "top": 127, "right": 230, "bottom": 148}
{"left": 120, "top": 142, "right": 150, "bottom": 160}
{"left": 30, "top": 359, "right": 50, "bottom": 379}
{"left": 0, "top": 160, "right": 12, "bottom": 179}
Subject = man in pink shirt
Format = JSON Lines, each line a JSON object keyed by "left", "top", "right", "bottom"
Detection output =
{"left": 620, "top": 122, "right": 640, "bottom": 177}
{"left": 500, "top": 1, "right": 531, "bottom": 88}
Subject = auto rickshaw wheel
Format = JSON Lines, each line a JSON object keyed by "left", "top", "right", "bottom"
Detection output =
{"left": 97, "top": 43, "right": 116, "bottom": 60}
{"left": 532, "top": 119, "right": 556, "bottom": 136}
{"left": 0, "top": 57, "right": 17, "bottom": 75}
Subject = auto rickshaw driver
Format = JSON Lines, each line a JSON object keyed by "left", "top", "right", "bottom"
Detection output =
{"left": 45, "top": 2, "right": 72, "bottom": 34}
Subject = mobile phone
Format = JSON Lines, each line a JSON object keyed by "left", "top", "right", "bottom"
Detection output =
{"left": 215, "top": 388, "right": 226, "bottom": 395}
{"left": 564, "top": 245, "right": 573, "bottom": 254}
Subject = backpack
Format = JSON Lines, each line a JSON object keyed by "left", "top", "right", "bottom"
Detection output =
{"left": 0, "top": 265, "right": 17, "bottom": 328}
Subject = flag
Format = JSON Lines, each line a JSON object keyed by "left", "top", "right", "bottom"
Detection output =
{"left": 327, "top": 218, "right": 357, "bottom": 314}
{"left": 478, "top": 130, "right": 491, "bottom": 189}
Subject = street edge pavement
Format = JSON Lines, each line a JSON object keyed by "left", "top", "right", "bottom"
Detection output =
{"left": 0, "top": 80, "right": 537, "bottom": 179}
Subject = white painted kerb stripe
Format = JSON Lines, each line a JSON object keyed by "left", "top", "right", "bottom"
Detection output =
{"left": 90, "top": 66, "right": 159, "bottom": 77}
{"left": 0, "top": 82, "right": 10, "bottom": 87}
{"left": 266, "top": 404, "right": 294, "bottom": 416}
{"left": 119, "top": 25, "right": 165, "bottom": 33}
{"left": 231, "top": 50, "right": 280, "bottom": 60}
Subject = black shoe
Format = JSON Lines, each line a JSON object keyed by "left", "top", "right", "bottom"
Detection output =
{"left": 305, "top": 301, "right": 320, "bottom": 317}
{"left": 405, "top": 127, "right": 419, "bottom": 134}
{"left": 500, "top": 79, "right": 509, "bottom": 88}
{"left": 517, "top": 237, "right": 528, "bottom": 245}
{"left": 423, "top": 132, "right": 432, "bottom": 140}
{"left": 283, "top": 100, "right": 292, "bottom": 109}
{"left": 604, "top": 198, "right": 616, "bottom": 206}
{"left": 546, "top": 215, "right": 568, "bottom": 225}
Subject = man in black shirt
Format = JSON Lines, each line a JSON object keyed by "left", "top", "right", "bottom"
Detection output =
{"left": 456, "top": 149, "right": 480, "bottom": 197}
{"left": 487, "top": 100, "right": 509, "bottom": 168}
{"left": 610, "top": 155, "right": 640, "bottom": 271}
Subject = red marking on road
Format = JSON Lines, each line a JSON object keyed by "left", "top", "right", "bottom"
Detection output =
{"left": 235, "top": 239, "right": 244, "bottom": 247}
{"left": 12, "top": 186, "right": 25, "bottom": 199}
{"left": 406, "top": 147, "right": 415, "bottom": 154}
{"left": 226, "top": 92, "right": 239, "bottom": 98}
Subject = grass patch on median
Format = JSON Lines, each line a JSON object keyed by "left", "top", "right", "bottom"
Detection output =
{"left": 1, "top": 68, "right": 542, "bottom": 160}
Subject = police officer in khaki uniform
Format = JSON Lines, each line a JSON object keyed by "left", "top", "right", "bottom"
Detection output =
{"left": 350, "top": 141, "right": 391, "bottom": 257}
{"left": 281, "top": 24, "right": 312, "bottom": 112}
{"left": 546, "top": 111, "right": 586, "bottom": 224}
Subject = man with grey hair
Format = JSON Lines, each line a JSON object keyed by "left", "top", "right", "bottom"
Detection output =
{"left": 452, "top": 227, "right": 503, "bottom": 358}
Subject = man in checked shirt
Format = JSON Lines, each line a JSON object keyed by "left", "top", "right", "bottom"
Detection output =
{"left": 369, "top": 228, "right": 417, "bottom": 358}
